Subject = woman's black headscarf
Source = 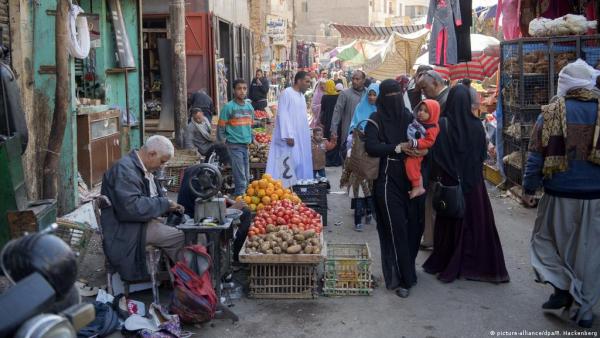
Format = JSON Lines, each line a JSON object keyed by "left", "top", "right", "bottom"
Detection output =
{"left": 372, "top": 79, "right": 412, "bottom": 145}
{"left": 433, "top": 85, "right": 486, "bottom": 193}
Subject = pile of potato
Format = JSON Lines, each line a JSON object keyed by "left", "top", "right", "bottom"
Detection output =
{"left": 244, "top": 225, "right": 322, "bottom": 255}
{"left": 249, "top": 143, "right": 269, "bottom": 163}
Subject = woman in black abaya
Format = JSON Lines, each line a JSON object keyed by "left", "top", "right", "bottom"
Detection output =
{"left": 364, "top": 79, "right": 427, "bottom": 297}
{"left": 423, "top": 85, "right": 509, "bottom": 283}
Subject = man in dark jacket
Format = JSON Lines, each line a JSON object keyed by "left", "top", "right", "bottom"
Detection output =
{"left": 188, "top": 89, "right": 214, "bottom": 121}
{"left": 100, "top": 135, "right": 185, "bottom": 281}
{"left": 249, "top": 69, "right": 270, "bottom": 111}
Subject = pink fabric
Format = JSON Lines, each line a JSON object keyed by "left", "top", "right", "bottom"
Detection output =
{"left": 310, "top": 81, "right": 324, "bottom": 128}
{"left": 436, "top": 28, "right": 446, "bottom": 65}
{"left": 496, "top": 0, "right": 521, "bottom": 40}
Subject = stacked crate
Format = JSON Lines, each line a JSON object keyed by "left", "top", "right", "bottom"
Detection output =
{"left": 293, "top": 182, "right": 328, "bottom": 226}
{"left": 500, "top": 35, "right": 600, "bottom": 189}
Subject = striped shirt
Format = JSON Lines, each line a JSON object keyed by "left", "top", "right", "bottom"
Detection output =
{"left": 217, "top": 100, "right": 254, "bottom": 144}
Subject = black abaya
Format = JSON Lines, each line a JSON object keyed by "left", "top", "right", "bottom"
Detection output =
{"left": 320, "top": 94, "right": 342, "bottom": 166}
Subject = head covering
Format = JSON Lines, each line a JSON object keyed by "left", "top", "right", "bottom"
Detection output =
{"left": 415, "top": 99, "right": 440, "bottom": 125}
{"left": 310, "top": 79, "right": 326, "bottom": 128}
{"left": 372, "top": 79, "right": 412, "bottom": 145}
{"left": 323, "top": 79, "right": 339, "bottom": 95}
{"left": 350, "top": 83, "right": 380, "bottom": 131}
{"left": 433, "top": 85, "right": 486, "bottom": 193}
{"left": 557, "top": 59, "right": 600, "bottom": 97}
{"left": 396, "top": 75, "right": 410, "bottom": 93}
{"left": 335, "top": 83, "right": 344, "bottom": 91}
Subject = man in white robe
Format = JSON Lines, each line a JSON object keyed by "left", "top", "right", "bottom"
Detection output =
{"left": 266, "top": 71, "right": 313, "bottom": 184}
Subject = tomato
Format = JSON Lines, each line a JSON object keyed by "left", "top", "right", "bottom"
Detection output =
{"left": 248, "top": 230, "right": 256, "bottom": 238}
{"left": 266, "top": 217, "right": 274, "bottom": 224}
{"left": 259, "top": 227, "right": 266, "bottom": 234}
{"left": 276, "top": 217, "right": 286, "bottom": 225}
{"left": 277, "top": 211, "right": 284, "bottom": 217}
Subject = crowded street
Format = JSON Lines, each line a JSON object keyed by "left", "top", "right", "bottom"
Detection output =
{"left": 1, "top": 0, "right": 600, "bottom": 337}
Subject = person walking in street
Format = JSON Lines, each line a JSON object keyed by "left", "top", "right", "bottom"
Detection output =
{"left": 266, "top": 71, "right": 313, "bottom": 181}
{"left": 310, "top": 79, "right": 326, "bottom": 128}
{"left": 364, "top": 79, "right": 428, "bottom": 298}
{"left": 249, "top": 69, "right": 270, "bottom": 111}
{"left": 188, "top": 89, "right": 215, "bottom": 121}
{"left": 331, "top": 70, "right": 367, "bottom": 161}
{"left": 184, "top": 108, "right": 215, "bottom": 157}
{"left": 217, "top": 79, "right": 255, "bottom": 196}
{"left": 341, "top": 83, "right": 380, "bottom": 232}
{"left": 320, "top": 80, "right": 342, "bottom": 166}
{"left": 418, "top": 70, "right": 450, "bottom": 250}
{"left": 522, "top": 60, "right": 600, "bottom": 328}
{"left": 423, "top": 85, "right": 509, "bottom": 284}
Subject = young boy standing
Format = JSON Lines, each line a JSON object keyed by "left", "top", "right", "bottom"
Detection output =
{"left": 217, "top": 79, "right": 255, "bottom": 196}
{"left": 311, "top": 127, "right": 327, "bottom": 178}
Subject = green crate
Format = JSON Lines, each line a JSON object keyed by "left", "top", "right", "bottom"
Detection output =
{"left": 323, "top": 243, "right": 373, "bottom": 296}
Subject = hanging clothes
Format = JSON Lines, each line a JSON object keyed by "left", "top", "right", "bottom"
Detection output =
{"left": 539, "top": 0, "right": 573, "bottom": 19}
{"left": 455, "top": 0, "right": 472, "bottom": 63}
{"left": 427, "top": 0, "right": 463, "bottom": 66}
{"left": 496, "top": 0, "right": 521, "bottom": 40}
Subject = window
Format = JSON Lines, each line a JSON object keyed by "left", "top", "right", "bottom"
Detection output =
{"left": 303, "top": 0, "right": 308, "bottom": 12}
{"left": 388, "top": 1, "right": 393, "bottom": 14}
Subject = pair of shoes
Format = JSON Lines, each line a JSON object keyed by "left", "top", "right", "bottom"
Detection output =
{"left": 395, "top": 287, "right": 409, "bottom": 298}
{"left": 354, "top": 223, "right": 364, "bottom": 232}
{"left": 542, "top": 291, "right": 573, "bottom": 310}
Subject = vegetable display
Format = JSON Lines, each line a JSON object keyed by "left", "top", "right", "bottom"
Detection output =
{"left": 249, "top": 143, "right": 269, "bottom": 163}
{"left": 236, "top": 174, "right": 301, "bottom": 211}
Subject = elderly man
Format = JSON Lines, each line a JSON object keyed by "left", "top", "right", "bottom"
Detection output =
{"left": 330, "top": 70, "right": 367, "bottom": 161}
{"left": 523, "top": 60, "right": 600, "bottom": 328}
{"left": 100, "top": 135, "right": 185, "bottom": 282}
{"left": 407, "top": 65, "right": 433, "bottom": 109}
{"left": 418, "top": 70, "right": 450, "bottom": 113}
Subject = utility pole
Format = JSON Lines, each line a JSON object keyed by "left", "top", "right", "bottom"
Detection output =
{"left": 170, "top": 0, "right": 187, "bottom": 148}
{"left": 43, "top": 0, "right": 69, "bottom": 200}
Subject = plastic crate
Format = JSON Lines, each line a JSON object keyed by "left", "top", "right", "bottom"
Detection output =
{"left": 293, "top": 184, "right": 328, "bottom": 206}
{"left": 323, "top": 243, "right": 373, "bottom": 296}
{"left": 247, "top": 263, "right": 319, "bottom": 299}
{"left": 306, "top": 204, "right": 328, "bottom": 227}
{"left": 55, "top": 219, "right": 93, "bottom": 264}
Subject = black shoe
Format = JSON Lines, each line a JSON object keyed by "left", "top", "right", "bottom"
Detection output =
{"left": 395, "top": 287, "right": 409, "bottom": 298}
{"left": 542, "top": 290, "right": 573, "bottom": 310}
{"left": 578, "top": 318, "right": 593, "bottom": 328}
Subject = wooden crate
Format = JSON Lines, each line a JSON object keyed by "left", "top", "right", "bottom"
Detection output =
{"left": 239, "top": 231, "right": 326, "bottom": 264}
{"left": 248, "top": 263, "right": 319, "bottom": 299}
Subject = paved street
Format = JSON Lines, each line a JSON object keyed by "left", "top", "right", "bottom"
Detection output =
{"left": 198, "top": 166, "right": 599, "bottom": 338}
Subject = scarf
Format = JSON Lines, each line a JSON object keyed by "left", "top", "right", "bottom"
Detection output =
{"left": 323, "top": 80, "right": 339, "bottom": 96}
{"left": 541, "top": 88, "right": 600, "bottom": 177}
{"left": 350, "top": 83, "right": 380, "bottom": 131}
{"left": 372, "top": 79, "right": 411, "bottom": 145}
{"left": 192, "top": 116, "right": 213, "bottom": 142}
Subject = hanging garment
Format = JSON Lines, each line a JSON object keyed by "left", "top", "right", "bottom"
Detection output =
{"left": 455, "top": 0, "right": 472, "bottom": 63}
{"left": 427, "top": 0, "right": 463, "bottom": 66}
{"left": 539, "top": 0, "right": 573, "bottom": 19}
{"left": 496, "top": 0, "right": 521, "bottom": 40}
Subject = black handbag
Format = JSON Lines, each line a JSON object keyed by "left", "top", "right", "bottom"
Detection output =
{"left": 431, "top": 119, "right": 465, "bottom": 219}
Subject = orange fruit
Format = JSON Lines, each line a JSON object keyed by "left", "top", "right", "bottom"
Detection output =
{"left": 276, "top": 189, "right": 284, "bottom": 197}
{"left": 244, "top": 196, "right": 252, "bottom": 204}
{"left": 247, "top": 187, "right": 255, "bottom": 196}
{"left": 292, "top": 196, "right": 301, "bottom": 204}
{"left": 251, "top": 181, "right": 260, "bottom": 188}
{"left": 257, "top": 203, "right": 265, "bottom": 211}
{"left": 262, "top": 173, "right": 272, "bottom": 180}
{"left": 261, "top": 196, "right": 271, "bottom": 205}
{"left": 271, "top": 194, "right": 279, "bottom": 201}
{"left": 266, "top": 188, "right": 274, "bottom": 196}
{"left": 258, "top": 179, "right": 268, "bottom": 189}
{"left": 267, "top": 183, "right": 275, "bottom": 190}
{"left": 258, "top": 189, "right": 266, "bottom": 197}
{"left": 249, "top": 204, "right": 257, "bottom": 211}
{"left": 251, "top": 196, "right": 260, "bottom": 205}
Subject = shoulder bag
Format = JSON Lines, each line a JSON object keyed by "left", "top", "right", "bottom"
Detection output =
{"left": 431, "top": 119, "right": 465, "bottom": 219}
{"left": 346, "top": 119, "right": 380, "bottom": 180}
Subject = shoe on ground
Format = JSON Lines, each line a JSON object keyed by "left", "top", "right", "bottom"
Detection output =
{"left": 354, "top": 223, "right": 364, "bottom": 232}
{"left": 395, "top": 287, "right": 409, "bottom": 298}
{"left": 542, "top": 291, "right": 573, "bottom": 310}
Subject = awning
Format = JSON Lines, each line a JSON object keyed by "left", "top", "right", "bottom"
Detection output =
{"left": 330, "top": 23, "right": 426, "bottom": 40}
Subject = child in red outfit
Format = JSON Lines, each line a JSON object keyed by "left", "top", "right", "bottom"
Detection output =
{"left": 402, "top": 99, "right": 441, "bottom": 199}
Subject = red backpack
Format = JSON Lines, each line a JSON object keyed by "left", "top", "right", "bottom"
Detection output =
{"left": 169, "top": 245, "right": 218, "bottom": 323}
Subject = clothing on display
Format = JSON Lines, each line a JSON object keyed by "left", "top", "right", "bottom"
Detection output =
{"left": 427, "top": 0, "right": 463, "bottom": 66}
{"left": 455, "top": 0, "right": 472, "bottom": 63}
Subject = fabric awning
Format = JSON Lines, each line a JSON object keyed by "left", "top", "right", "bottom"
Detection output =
{"left": 330, "top": 23, "right": 426, "bottom": 40}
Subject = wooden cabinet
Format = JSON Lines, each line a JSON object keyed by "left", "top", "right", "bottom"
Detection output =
{"left": 77, "top": 109, "right": 121, "bottom": 187}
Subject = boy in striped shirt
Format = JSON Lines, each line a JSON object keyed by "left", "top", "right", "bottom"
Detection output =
{"left": 217, "top": 79, "right": 255, "bottom": 196}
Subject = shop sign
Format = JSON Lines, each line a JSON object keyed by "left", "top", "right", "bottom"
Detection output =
{"left": 266, "top": 15, "right": 287, "bottom": 46}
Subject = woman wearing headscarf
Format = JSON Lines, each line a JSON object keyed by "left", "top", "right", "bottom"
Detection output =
{"left": 320, "top": 79, "right": 343, "bottom": 166}
{"left": 423, "top": 85, "right": 509, "bottom": 284}
{"left": 310, "top": 79, "right": 325, "bottom": 128}
{"left": 341, "top": 83, "right": 380, "bottom": 232}
{"left": 364, "top": 79, "right": 427, "bottom": 297}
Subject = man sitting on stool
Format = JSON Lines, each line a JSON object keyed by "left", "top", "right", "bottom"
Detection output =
{"left": 100, "top": 135, "right": 186, "bottom": 282}
{"left": 177, "top": 164, "right": 251, "bottom": 266}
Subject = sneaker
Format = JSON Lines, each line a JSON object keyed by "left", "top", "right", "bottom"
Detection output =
{"left": 354, "top": 223, "right": 364, "bottom": 232}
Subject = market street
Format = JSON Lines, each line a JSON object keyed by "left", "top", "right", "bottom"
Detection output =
{"left": 193, "top": 166, "right": 600, "bottom": 338}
